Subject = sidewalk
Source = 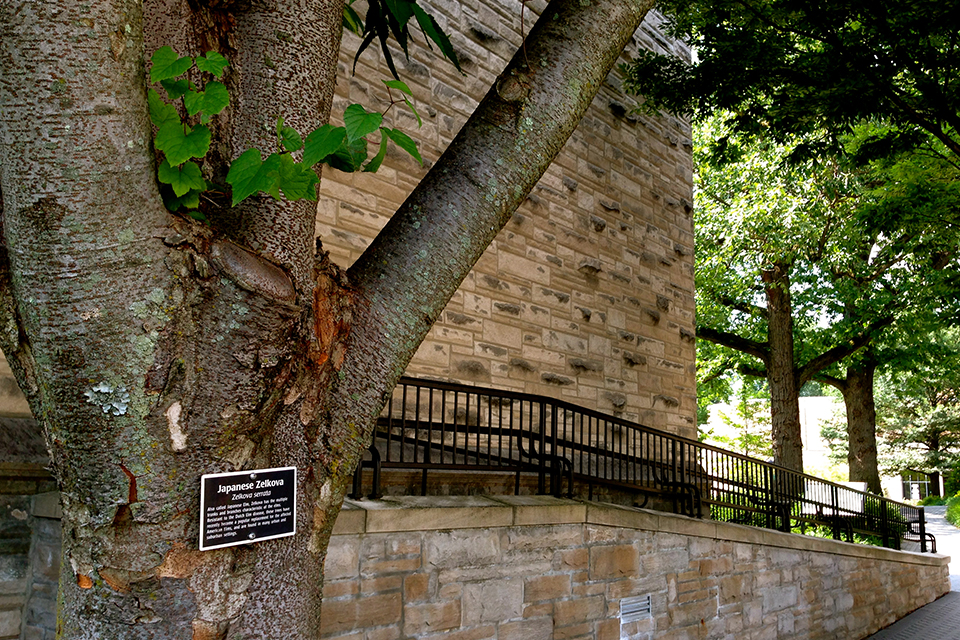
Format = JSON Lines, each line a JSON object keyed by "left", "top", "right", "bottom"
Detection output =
{"left": 864, "top": 506, "right": 960, "bottom": 639}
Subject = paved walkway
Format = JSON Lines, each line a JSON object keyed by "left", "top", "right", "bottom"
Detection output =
{"left": 864, "top": 506, "right": 960, "bottom": 639}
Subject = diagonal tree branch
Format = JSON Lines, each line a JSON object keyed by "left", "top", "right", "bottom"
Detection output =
{"left": 323, "top": 0, "right": 657, "bottom": 475}
{"left": 797, "top": 316, "right": 895, "bottom": 386}
{"left": 697, "top": 326, "right": 770, "bottom": 364}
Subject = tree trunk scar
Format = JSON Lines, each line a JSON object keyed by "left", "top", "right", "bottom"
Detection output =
{"left": 119, "top": 463, "right": 139, "bottom": 503}
{"left": 167, "top": 400, "right": 187, "bottom": 451}
{"left": 157, "top": 542, "right": 207, "bottom": 579}
{"left": 210, "top": 239, "right": 297, "bottom": 304}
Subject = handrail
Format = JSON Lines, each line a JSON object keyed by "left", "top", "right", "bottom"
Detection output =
{"left": 350, "top": 376, "right": 933, "bottom": 552}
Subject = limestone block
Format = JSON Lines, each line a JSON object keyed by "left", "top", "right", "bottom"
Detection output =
{"left": 0, "top": 609, "right": 19, "bottom": 639}
{"left": 761, "top": 585, "right": 798, "bottom": 615}
{"left": 462, "top": 577, "right": 523, "bottom": 624}
{"left": 589, "top": 544, "right": 639, "bottom": 580}
{"left": 403, "top": 600, "right": 461, "bottom": 636}
{"left": 423, "top": 530, "right": 500, "bottom": 570}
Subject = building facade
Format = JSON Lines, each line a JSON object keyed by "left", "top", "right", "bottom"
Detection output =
{"left": 320, "top": 0, "right": 696, "bottom": 437}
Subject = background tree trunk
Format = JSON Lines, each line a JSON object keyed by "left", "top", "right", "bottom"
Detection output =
{"left": 762, "top": 263, "right": 803, "bottom": 471}
{"left": 841, "top": 355, "right": 883, "bottom": 494}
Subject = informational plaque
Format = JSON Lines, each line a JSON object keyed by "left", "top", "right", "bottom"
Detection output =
{"left": 199, "top": 467, "right": 296, "bottom": 551}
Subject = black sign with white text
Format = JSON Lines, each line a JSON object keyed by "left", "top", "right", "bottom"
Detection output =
{"left": 199, "top": 467, "right": 296, "bottom": 551}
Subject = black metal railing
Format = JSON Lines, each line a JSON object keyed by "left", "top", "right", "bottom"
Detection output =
{"left": 351, "top": 377, "right": 933, "bottom": 552}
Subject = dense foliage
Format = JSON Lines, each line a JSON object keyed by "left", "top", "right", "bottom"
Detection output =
{"left": 624, "top": 0, "right": 960, "bottom": 161}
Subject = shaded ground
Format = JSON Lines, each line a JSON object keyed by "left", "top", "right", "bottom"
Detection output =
{"left": 864, "top": 505, "right": 959, "bottom": 639}
{"left": 923, "top": 506, "right": 960, "bottom": 591}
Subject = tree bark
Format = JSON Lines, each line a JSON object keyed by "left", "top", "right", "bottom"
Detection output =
{"left": 762, "top": 262, "right": 803, "bottom": 471}
{"left": 0, "top": 0, "right": 654, "bottom": 636}
{"left": 840, "top": 356, "right": 883, "bottom": 494}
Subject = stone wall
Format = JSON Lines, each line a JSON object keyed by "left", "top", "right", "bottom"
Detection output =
{"left": 0, "top": 493, "right": 60, "bottom": 640}
{"left": 321, "top": 496, "right": 950, "bottom": 640}
{"left": 319, "top": 1, "right": 697, "bottom": 437}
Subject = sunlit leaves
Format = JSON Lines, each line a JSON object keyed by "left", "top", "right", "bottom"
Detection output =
{"left": 275, "top": 117, "right": 304, "bottom": 153}
{"left": 148, "top": 90, "right": 179, "bottom": 128}
{"left": 352, "top": 0, "right": 462, "bottom": 80}
{"left": 364, "top": 135, "right": 389, "bottom": 172}
{"left": 160, "top": 79, "right": 190, "bottom": 100}
{"left": 149, "top": 45, "right": 425, "bottom": 213}
{"left": 195, "top": 52, "right": 229, "bottom": 78}
{"left": 344, "top": 104, "right": 383, "bottom": 143}
{"left": 383, "top": 127, "right": 421, "bottom": 164}
{"left": 226, "top": 149, "right": 281, "bottom": 206}
{"left": 303, "top": 125, "right": 347, "bottom": 168}
{"left": 384, "top": 79, "right": 422, "bottom": 126}
{"left": 343, "top": 0, "right": 364, "bottom": 35}
{"left": 149, "top": 49, "right": 230, "bottom": 213}
{"left": 150, "top": 46, "right": 193, "bottom": 83}
{"left": 276, "top": 154, "right": 319, "bottom": 200}
{"left": 184, "top": 82, "right": 229, "bottom": 122}
{"left": 155, "top": 122, "right": 211, "bottom": 166}
{"left": 157, "top": 159, "right": 206, "bottom": 197}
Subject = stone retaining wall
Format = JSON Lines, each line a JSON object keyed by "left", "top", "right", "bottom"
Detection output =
{"left": 321, "top": 496, "right": 950, "bottom": 640}
{"left": 0, "top": 493, "right": 60, "bottom": 640}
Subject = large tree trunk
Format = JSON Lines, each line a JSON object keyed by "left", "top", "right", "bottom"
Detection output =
{"left": 0, "top": 0, "right": 654, "bottom": 636}
{"left": 841, "top": 355, "right": 883, "bottom": 494}
{"left": 762, "top": 262, "right": 803, "bottom": 471}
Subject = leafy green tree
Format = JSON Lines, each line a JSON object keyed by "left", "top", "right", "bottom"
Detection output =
{"left": 622, "top": 0, "right": 960, "bottom": 161}
{"left": 874, "top": 332, "right": 960, "bottom": 497}
{"left": 0, "top": 0, "right": 656, "bottom": 635}
{"left": 694, "top": 117, "right": 960, "bottom": 482}
{"left": 700, "top": 378, "right": 774, "bottom": 459}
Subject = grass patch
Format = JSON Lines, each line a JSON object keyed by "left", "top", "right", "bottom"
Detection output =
{"left": 946, "top": 493, "right": 960, "bottom": 527}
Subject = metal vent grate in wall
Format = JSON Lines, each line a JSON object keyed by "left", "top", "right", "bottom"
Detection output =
{"left": 620, "top": 594, "right": 652, "bottom": 624}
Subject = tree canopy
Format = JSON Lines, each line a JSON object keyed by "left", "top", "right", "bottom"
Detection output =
{"left": 693, "top": 113, "right": 960, "bottom": 480}
{"left": 623, "top": 0, "right": 960, "bottom": 159}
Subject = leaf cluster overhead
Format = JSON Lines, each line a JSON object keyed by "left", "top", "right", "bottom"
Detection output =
{"left": 623, "top": 0, "right": 960, "bottom": 158}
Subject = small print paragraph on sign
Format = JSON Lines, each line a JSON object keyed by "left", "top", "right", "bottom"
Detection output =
{"left": 199, "top": 466, "right": 296, "bottom": 551}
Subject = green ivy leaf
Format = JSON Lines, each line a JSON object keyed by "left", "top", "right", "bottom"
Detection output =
{"left": 382, "top": 80, "right": 422, "bottom": 126}
{"left": 383, "top": 127, "right": 422, "bottom": 164}
{"left": 157, "top": 159, "right": 207, "bottom": 197}
{"left": 160, "top": 185, "right": 202, "bottom": 212}
{"left": 382, "top": 79, "right": 413, "bottom": 96}
{"left": 160, "top": 78, "right": 190, "bottom": 100}
{"left": 343, "top": 1, "right": 364, "bottom": 35}
{"left": 276, "top": 154, "right": 319, "bottom": 200}
{"left": 403, "top": 97, "right": 423, "bottom": 127}
{"left": 364, "top": 134, "right": 389, "bottom": 173}
{"left": 150, "top": 46, "right": 194, "bottom": 83}
{"left": 184, "top": 82, "right": 230, "bottom": 120}
{"left": 196, "top": 52, "right": 229, "bottom": 78}
{"left": 277, "top": 117, "right": 304, "bottom": 152}
{"left": 343, "top": 104, "right": 383, "bottom": 143}
{"left": 303, "top": 125, "right": 347, "bottom": 167}
{"left": 326, "top": 137, "right": 369, "bottom": 173}
{"left": 148, "top": 90, "right": 180, "bottom": 128}
{"left": 412, "top": 4, "right": 462, "bottom": 73}
{"left": 155, "top": 121, "right": 212, "bottom": 166}
{"left": 226, "top": 149, "right": 282, "bottom": 206}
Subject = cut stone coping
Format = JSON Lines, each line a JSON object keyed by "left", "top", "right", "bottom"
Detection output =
{"left": 334, "top": 495, "right": 950, "bottom": 568}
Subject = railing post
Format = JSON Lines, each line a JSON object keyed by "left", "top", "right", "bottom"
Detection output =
{"left": 550, "top": 406, "right": 560, "bottom": 497}
{"left": 919, "top": 506, "right": 928, "bottom": 553}
{"left": 538, "top": 401, "right": 547, "bottom": 495}
{"left": 830, "top": 485, "right": 840, "bottom": 540}
{"left": 880, "top": 496, "right": 890, "bottom": 549}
